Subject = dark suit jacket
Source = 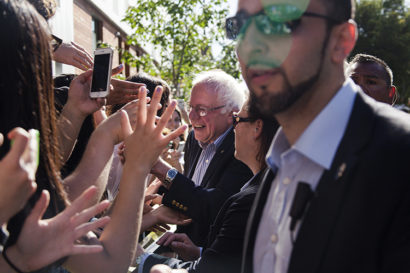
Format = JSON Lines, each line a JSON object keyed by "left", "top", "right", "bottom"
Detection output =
{"left": 162, "top": 128, "right": 253, "bottom": 246}
{"left": 141, "top": 170, "right": 265, "bottom": 273}
{"left": 242, "top": 91, "right": 410, "bottom": 273}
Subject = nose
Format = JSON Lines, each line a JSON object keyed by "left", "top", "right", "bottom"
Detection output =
{"left": 189, "top": 108, "right": 198, "bottom": 123}
{"left": 236, "top": 20, "right": 269, "bottom": 62}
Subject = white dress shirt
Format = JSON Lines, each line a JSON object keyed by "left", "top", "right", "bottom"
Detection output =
{"left": 254, "top": 79, "right": 359, "bottom": 273}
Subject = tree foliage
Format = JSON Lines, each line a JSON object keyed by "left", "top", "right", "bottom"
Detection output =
{"left": 351, "top": 0, "right": 410, "bottom": 103}
{"left": 123, "top": 0, "right": 239, "bottom": 99}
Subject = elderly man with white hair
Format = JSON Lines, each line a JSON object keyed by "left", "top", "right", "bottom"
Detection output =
{"left": 151, "top": 69, "right": 253, "bottom": 247}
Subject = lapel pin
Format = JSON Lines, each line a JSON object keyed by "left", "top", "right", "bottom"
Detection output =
{"left": 336, "top": 162, "right": 347, "bottom": 179}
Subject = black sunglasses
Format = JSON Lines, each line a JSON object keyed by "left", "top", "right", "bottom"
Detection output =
{"left": 232, "top": 113, "right": 255, "bottom": 128}
{"left": 51, "top": 34, "right": 63, "bottom": 52}
{"left": 225, "top": 8, "right": 343, "bottom": 40}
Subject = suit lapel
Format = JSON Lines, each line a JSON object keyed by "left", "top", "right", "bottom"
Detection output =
{"left": 288, "top": 92, "right": 377, "bottom": 273}
{"left": 241, "top": 168, "right": 277, "bottom": 273}
{"left": 186, "top": 132, "right": 203, "bottom": 179}
{"left": 200, "top": 129, "right": 235, "bottom": 187}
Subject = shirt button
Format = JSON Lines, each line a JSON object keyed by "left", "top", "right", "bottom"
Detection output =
{"left": 205, "top": 159, "right": 209, "bottom": 164}
{"left": 271, "top": 234, "right": 278, "bottom": 243}
{"left": 283, "top": 177, "right": 291, "bottom": 185}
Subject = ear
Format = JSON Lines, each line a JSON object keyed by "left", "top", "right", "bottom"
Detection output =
{"left": 331, "top": 20, "right": 357, "bottom": 64}
{"left": 253, "top": 119, "right": 263, "bottom": 139}
{"left": 389, "top": 85, "right": 396, "bottom": 98}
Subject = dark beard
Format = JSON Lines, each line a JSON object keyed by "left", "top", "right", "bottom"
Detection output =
{"left": 248, "top": 68, "right": 321, "bottom": 119}
{"left": 248, "top": 24, "right": 332, "bottom": 120}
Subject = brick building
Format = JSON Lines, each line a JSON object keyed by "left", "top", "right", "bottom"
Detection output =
{"left": 49, "top": 0, "right": 143, "bottom": 77}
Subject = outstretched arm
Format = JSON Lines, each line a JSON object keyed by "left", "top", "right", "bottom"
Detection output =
{"left": 64, "top": 86, "right": 187, "bottom": 273}
{"left": 0, "top": 186, "right": 110, "bottom": 273}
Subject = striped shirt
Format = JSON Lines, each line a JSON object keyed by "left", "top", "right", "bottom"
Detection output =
{"left": 191, "top": 128, "right": 232, "bottom": 186}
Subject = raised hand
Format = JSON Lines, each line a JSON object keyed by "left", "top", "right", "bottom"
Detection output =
{"left": 53, "top": 41, "right": 93, "bottom": 71}
{"left": 141, "top": 205, "right": 191, "bottom": 233}
{"left": 156, "top": 232, "right": 200, "bottom": 261}
{"left": 0, "top": 128, "right": 38, "bottom": 225}
{"left": 66, "top": 70, "right": 106, "bottom": 118}
{"left": 5, "top": 186, "right": 110, "bottom": 272}
{"left": 122, "top": 86, "right": 187, "bottom": 171}
{"left": 107, "top": 78, "right": 145, "bottom": 105}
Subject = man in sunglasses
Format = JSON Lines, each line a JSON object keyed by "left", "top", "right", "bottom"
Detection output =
{"left": 226, "top": 0, "right": 410, "bottom": 272}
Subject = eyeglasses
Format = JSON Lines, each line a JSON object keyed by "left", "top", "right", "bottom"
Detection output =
{"left": 188, "top": 104, "right": 226, "bottom": 117}
{"left": 50, "top": 34, "right": 63, "bottom": 52}
{"left": 225, "top": 4, "right": 343, "bottom": 40}
{"left": 232, "top": 113, "right": 255, "bottom": 128}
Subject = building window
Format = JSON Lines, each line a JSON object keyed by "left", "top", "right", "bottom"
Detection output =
{"left": 91, "top": 17, "right": 102, "bottom": 50}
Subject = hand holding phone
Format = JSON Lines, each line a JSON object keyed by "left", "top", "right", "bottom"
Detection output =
{"left": 90, "top": 48, "right": 113, "bottom": 98}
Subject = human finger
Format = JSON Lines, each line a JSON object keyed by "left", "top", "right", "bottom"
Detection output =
{"left": 74, "top": 70, "right": 93, "bottom": 84}
{"left": 145, "top": 194, "right": 159, "bottom": 204}
{"left": 136, "top": 86, "right": 148, "bottom": 126}
{"left": 63, "top": 186, "right": 98, "bottom": 217}
{"left": 6, "top": 127, "right": 29, "bottom": 164}
{"left": 71, "top": 200, "right": 111, "bottom": 227}
{"left": 70, "top": 244, "right": 104, "bottom": 255}
{"left": 74, "top": 215, "right": 110, "bottom": 239}
{"left": 0, "top": 133, "right": 3, "bottom": 146}
{"left": 154, "top": 100, "right": 177, "bottom": 135}
{"left": 120, "top": 110, "right": 133, "bottom": 139}
{"left": 73, "top": 54, "right": 92, "bottom": 70}
{"left": 71, "top": 41, "right": 93, "bottom": 64}
{"left": 111, "top": 64, "right": 124, "bottom": 76}
{"left": 111, "top": 78, "right": 145, "bottom": 90}
{"left": 156, "top": 232, "right": 173, "bottom": 245}
{"left": 70, "top": 58, "right": 89, "bottom": 71}
{"left": 26, "top": 190, "right": 50, "bottom": 222}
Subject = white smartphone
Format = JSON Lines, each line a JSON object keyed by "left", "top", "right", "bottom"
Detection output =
{"left": 89, "top": 48, "right": 113, "bottom": 98}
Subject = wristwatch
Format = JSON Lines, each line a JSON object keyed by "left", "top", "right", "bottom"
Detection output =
{"left": 164, "top": 168, "right": 178, "bottom": 188}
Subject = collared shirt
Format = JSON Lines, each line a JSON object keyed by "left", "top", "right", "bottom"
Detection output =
{"left": 191, "top": 127, "right": 232, "bottom": 186}
{"left": 254, "top": 79, "right": 358, "bottom": 273}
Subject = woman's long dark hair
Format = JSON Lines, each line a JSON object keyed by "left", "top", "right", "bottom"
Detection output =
{"left": 0, "top": 0, "right": 68, "bottom": 241}
{"left": 247, "top": 103, "right": 279, "bottom": 170}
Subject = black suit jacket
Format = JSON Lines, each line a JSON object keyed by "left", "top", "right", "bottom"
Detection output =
{"left": 162, "top": 128, "right": 253, "bottom": 246}
{"left": 242, "top": 91, "right": 410, "bottom": 273}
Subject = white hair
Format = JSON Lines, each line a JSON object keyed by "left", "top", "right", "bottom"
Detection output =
{"left": 192, "top": 69, "right": 246, "bottom": 113}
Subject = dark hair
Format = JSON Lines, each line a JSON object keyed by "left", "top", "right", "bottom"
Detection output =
{"left": 349, "top": 53, "right": 393, "bottom": 86}
{"left": 26, "top": 0, "right": 56, "bottom": 20}
{"left": 246, "top": 102, "right": 279, "bottom": 170}
{"left": 108, "top": 73, "right": 171, "bottom": 116}
{"left": 321, "top": 0, "right": 355, "bottom": 22}
{"left": 0, "top": 0, "right": 67, "bottom": 205}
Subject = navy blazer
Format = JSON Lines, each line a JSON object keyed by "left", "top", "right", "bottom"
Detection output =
{"left": 162, "top": 128, "right": 253, "bottom": 246}
{"left": 242, "top": 91, "right": 410, "bottom": 273}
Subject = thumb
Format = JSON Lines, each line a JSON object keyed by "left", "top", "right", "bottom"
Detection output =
{"left": 111, "top": 64, "right": 124, "bottom": 76}
{"left": 76, "top": 69, "right": 93, "bottom": 84}
{"left": 120, "top": 110, "right": 133, "bottom": 138}
{"left": 26, "top": 190, "right": 50, "bottom": 223}
{"left": 6, "top": 128, "right": 29, "bottom": 164}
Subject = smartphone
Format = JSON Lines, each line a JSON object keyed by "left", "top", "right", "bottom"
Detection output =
{"left": 89, "top": 48, "right": 113, "bottom": 98}
{"left": 177, "top": 141, "right": 185, "bottom": 153}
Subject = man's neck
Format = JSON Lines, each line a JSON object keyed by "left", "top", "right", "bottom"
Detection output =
{"left": 275, "top": 74, "right": 346, "bottom": 146}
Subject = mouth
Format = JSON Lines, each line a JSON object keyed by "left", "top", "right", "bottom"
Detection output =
{"left": 193, "top": 124, "right": 205, "bottom": 129}
{"left": 246, "top": 67, "right": 280, "bottom": 85}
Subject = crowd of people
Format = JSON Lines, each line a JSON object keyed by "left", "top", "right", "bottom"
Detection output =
{"left": 1, "top": 0, "right": 409, "bottom": 273}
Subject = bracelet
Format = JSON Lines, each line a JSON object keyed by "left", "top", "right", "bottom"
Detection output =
{"left": 2, "top": 246, "right": 26, "bottom": 273}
